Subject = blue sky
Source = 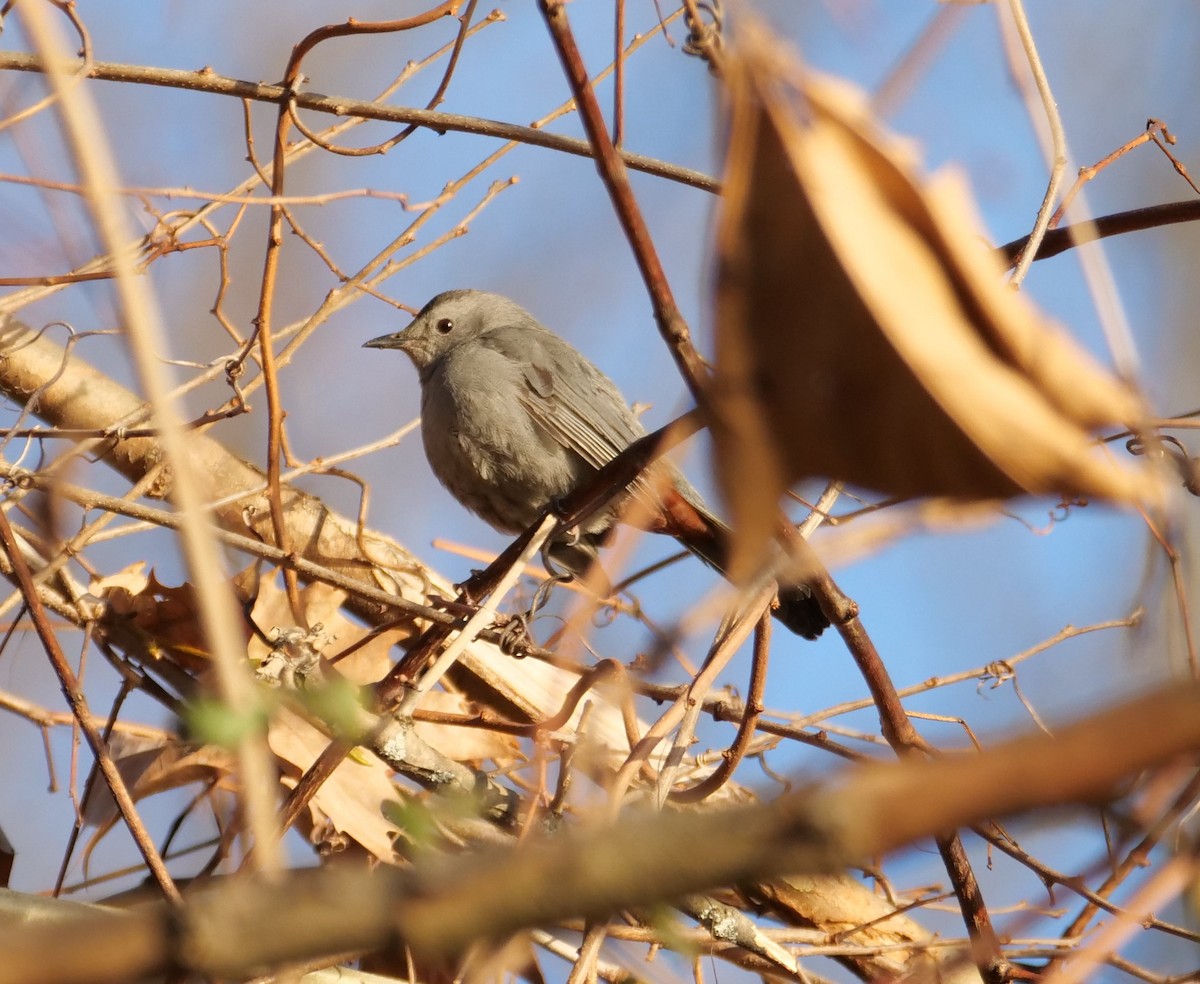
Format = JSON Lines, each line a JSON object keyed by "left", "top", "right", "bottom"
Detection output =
{"left": 1, "top": 0, "right": 1197, "bottom": 976}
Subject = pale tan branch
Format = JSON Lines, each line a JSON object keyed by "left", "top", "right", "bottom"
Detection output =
{"left": 0, "top": 683, "right": 1194, "bottom": 984}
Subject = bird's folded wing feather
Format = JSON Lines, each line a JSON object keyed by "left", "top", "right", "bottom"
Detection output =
{"left": 480, "top": 324, "right": 726, "bottom": 545}
{"left": 479, "top": 326, "right": 644, "bottom": 468}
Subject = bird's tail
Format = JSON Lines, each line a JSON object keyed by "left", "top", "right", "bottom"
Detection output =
{"left": 664, "top": 485, "right": 829, "bottom": 640}
{"left": 680, "top": 523, "right": 828, "bottom": 640}
{"left": 555, "top": 470, "right": 830, "bottom": 640}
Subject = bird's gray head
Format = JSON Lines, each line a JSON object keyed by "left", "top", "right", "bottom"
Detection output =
{"left": 363, "top": 289, "right": 534, "bottom": 371}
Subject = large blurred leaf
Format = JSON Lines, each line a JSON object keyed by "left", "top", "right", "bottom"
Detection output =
{"left": 711, "top": 26, "right": 1155, "bottom": 572}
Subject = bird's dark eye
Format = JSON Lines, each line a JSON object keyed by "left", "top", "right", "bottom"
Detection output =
{"left": 435, "top": 318, "right": 454, "bottom": 334}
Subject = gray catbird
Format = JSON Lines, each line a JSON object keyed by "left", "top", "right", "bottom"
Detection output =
{"left": 364, "top": 289, "right": 828, "bottom": 639}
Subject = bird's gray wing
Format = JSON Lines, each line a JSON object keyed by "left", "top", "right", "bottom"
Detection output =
{"left": 480, "top": 323, "right": 734, "bottom": 579}
{"left": 478, "top": 325, "right": 645, "bottom": 469}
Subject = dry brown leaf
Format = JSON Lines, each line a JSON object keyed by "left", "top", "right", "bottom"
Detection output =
{"left": 79, "top": 732, "right": 235, "bottom": 873}
{"left": 252, "top": 571, "right": 517, "bottom": 808}
{"left": 756, "top": 875, "right": 979, "bottom": 982}
{"left": 253, "top": 572, "right": 519, "bottom": 758}
{"left": 81, "top": 732, "right": 235, "bottom": 830}
{"left": 247, "top": 574, "right": 400, "bottom": 683}
{"left": 89, "top": 562, "right": 150, "bottom": 596}
{"left": 92, "top": 566, "right": 253, "bottom": 672}
{"left": 413, "top": 691, "right": 522, "bottom": 766}
{"left": 268, "top": 708, "right": 402, "bottom": 863}
{"left": 711, "top": 26, "right": 1156, "bottom": 572}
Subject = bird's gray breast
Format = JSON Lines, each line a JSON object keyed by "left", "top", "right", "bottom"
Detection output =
{"left": 419, "top": 342, "right": 588, "bottom": 533}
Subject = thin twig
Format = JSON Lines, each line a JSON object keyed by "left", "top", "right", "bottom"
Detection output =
{"left": 0, "top": 464, "right": 456, "bottom": 626}
{"left": 613, "top": 0, "right": 625, "bottom": 148}
{"left": 396, "top": 513, "right": 559, "bottom": 716}
{"left": 997, "top": 199, "right": 1200, "bottom": 266}
{"left": 668, "top": 607, "right": 771, "bottom": 803}
{"left": 996, "top": 0, "right": 1142, "bottom": 381}
{"left": 0, "top": 509, "right": 181, "bottom": 902}
{"left": 607, "top": 584, "right": 773, "bottom": 816}
{"left": 1049, "top": 120, "right": 1199, "bottom": 230}
{"left": 0, "top": 52, "right": 719, "bottom": 195}
{"left": 1059, "top": 768, "right": 1200, "bottom": 947}
{"left": 257, "top": 19, "right": 309, "bottom": 623}
{"left": 1004, "top": 0, "right": 1067, "bottom": 287}
{"left": 829, "top": 592, "right": 1007, "bottom": 982}
{"left": 871, "top": 3, "right": 967, "bottom": 117}
{"left": 1038, "top": 851, "right": 1199, "bottom": 984}
{"left": 282, "top": 1, "right": 469, "bottom": 156}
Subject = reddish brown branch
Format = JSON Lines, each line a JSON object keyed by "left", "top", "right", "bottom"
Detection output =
{"left": 999, "top": 199, "right": 1200, "bottom": 266}
{"left": 281, "top": 1, "right": 466, "bottom": 156}
{"left": 413, "top": 659, "right": 642, "bottom": 751}
{"left": 256, "top": 56, "right": 302, "bottom": 622}
{"left": 261, "top": 7, "right": 471, "bottom": 620}
{"left": 283, "top": 2, "right": 461, "bottom": 79}
{"left": 821, "top": 578, "right": 1006, "bottom": 981}
{"left": 539, "top": 0, "right": 710, "bottom": 401}
{"left": 277, "top": 738, "right": 354, "bottom": 841}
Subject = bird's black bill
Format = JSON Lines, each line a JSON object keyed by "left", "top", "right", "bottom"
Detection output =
{"left": 363, "top": 332, "right": 403, "bottom": 349}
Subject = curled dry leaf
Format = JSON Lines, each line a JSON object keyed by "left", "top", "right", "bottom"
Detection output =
{"left": 81, "top": 732, "right": 236, "bottom": 830}
{"left": 710, "top": 26, "right": 1157, "bottom": 571}
{"left": 91, "top": 564, "right": 253, "bottom": 673}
